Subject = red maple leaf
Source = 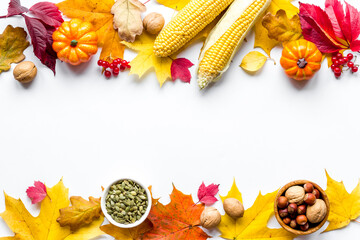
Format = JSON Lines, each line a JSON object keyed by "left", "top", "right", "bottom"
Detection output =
{"left": 171, "top": 58, "right": 194, "bottom": 83}
{"left": 197, "top": 182, "right": 219, "bottom": 205}
{"left": 26, "top": 181, "right": 47, "bottom": 204}
{"left": 299, "top": 0, "right": 360, "bottom": 53}
{"left": 143, "top": 185, "right": 210, "bottom": 240}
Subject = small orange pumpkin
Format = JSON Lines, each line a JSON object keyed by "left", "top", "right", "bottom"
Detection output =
{"left": 280, "top": 39, "right": 323, "bottom": 81}
{"left": 52, "top": 19, "right": 98, "bottom": 65}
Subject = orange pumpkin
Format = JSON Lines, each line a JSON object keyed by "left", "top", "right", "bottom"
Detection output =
{"left": 280, "top": 39, "right": 323, "bottom": 81}
{"left": 52, "top": 19, "right": 98, "bottom": 65}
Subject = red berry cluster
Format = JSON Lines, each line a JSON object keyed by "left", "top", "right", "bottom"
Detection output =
{"left": 331, "top": 52, "right": 358, "bottom": 78}
{"left": 97, "top": 58, "right": 131, "bottom": 78}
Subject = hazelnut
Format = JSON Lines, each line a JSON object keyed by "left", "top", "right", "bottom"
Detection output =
{"left": 287, "top": 203, "right": 297, "bottom": 214}
{"left": 290, "top": 219, "right": 297, "bottom": 229}
{"left": 285, "top": 186, "right": 305, "bottom": 205}
{"left": 306, "top": 199, "right": 327, "bottom": 224}
{"left": 283, "top": 217, "right": 291, "bottom": 225}
{"left": 223, "top": 198, "right": 244, "bottom": 219}
{"left": 200, "top": 207, "right": 221, "bottom": 229}
{"left": 277, "top": 196, "right": 288, "bottom": 209}
{"left": 296, "top": 215, "right": 308, "bottom": 225}
{"left": 300, "top": 222, "right": 310, "bottom": 231}
{"left": 297, "top": 205, "right": 307, "bottom": 215}
{"left": 312, "top": 189, "right": 321, "bottom": 199}
{"left": 303, "top": 183, "right": 314, "bottom": 193}
{"left": 13, "top": 61, "right": 37, "bottom": 83}
{"left": 143, "top": 13, "right": 165, "bottom": 35}
{"left": 304, "top": 193, "right": 316, "bottom": 206}
{"left": 279, "top": 208, "right": 288, "bottom": 218}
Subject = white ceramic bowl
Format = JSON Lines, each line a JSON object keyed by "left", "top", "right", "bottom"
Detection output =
{"left": 101, "top": 178, "right": 152, "bottom": 228}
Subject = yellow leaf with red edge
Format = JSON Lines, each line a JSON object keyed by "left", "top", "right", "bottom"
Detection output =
{"left": 57, "top": 196, "right": 102, "bottom": 231}
{"left": 324, "top": 170, "right": 360, "bottom": 232}
{"left": 57, "top": 0, "right": 115, "bottom": 46}
{"left": 142, "top": 184, "right": 210, "bottom": 240}
{"left": 122, "top": 32, "right": 173, "bottom": 87}
{"left": 100, "top": 219, "right": 153, "bottom": 240}
{"left": 0, "top": 25, "right": 29, "bottom": 73}
{"left": 254, "top": 0, "right": 299, "bottom": 56}
{"left": 0, "top": 179, "right": 104, "bottom": 240}
{"left": 156, "top": 0, "right": 190, "bottom": 11}
{"left": 218, "top": 181, "right": 295, "bottom": 240}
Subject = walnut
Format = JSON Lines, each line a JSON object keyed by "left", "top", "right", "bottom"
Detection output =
{"left": 13, "top": 61, "right": 37, "bottom": 83}
{"left": 223, "top": 198, "right": 244, "bottom": 219}
{"left": 143, "top": 13, "right": 165, "bottom": 35}
{"left": 306, "top": 199, "right": 327, "bottom": 223}
{"left": 200, "top": 207, "right": 221, "bottom": 229}
{"left": 285, "top": 186, "right": 305, "bottom": 205}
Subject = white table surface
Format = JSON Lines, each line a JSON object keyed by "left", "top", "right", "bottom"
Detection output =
{"left": 0, "top": 0, "right": 359, "bottom": 239}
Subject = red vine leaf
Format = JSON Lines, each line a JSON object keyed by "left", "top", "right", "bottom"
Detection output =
{"left": 30, "top": 2, "right": 64, "bottom": 27}
{"left": 26, "top": 181, "right": 47, "bottom": 204}
{"left": 299, "top": 0, "right": 360, "bottom": 53}
{"left": 171, "top": 58, "right": 194, "bottom": 83}
{"left": 2, "top": 0, "right": 28, "bottom": 18}
{"left": 197, "top": 182, "right": 219, "bottom": 205}
{"left": 24, "top": 15, "right": 57, "bottom": 74}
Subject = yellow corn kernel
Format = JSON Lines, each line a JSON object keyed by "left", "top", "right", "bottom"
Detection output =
{"left": 198, "top": 0, "right": 270, "bottom": 89}
{"left": 153, "top": 0, "right": 234, "bottom": 57}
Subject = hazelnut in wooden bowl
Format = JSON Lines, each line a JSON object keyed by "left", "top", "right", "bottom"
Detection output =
{"left": 274, "top": 180, "right": 330, "bottom": 235}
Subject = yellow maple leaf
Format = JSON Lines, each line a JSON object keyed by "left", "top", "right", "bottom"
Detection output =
{"left": 218, "top": 180, "right": 295, "bottom": 240}
{"left": 100, "top": 24, "right": 125, "bottom": 62}
{"left": 122, "top": 32, "right": 174, "bottom": 87}
{"left": 0, "top": 179, "right": 104, "bottom": 240}
{"left": 57, "top": 0, "right": 115, "bottom": 46}
{"left": 100, "top": 219, "right": 153, "bottom": 239}
{"left": 324, "top": 171, "right": 360, "bottom": 232}
{"left": 254, "top": 0, "right": 299, "bottom": 56}
{"left": 156, "top": 0, "right": 190, "bottom": 11}
{"left": 240, "top": 51, "right": 268, "bottom": 73}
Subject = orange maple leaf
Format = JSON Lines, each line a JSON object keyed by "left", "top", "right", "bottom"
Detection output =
{"left": 143, "top": 185, "right": 210, "bottom": 240}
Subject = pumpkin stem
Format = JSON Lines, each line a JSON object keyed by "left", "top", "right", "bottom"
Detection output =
{"left": 70, "top": 40, "right": 78, "bottom": 47}
{"left": 297, "top": 58, "right": 308, "bottom": 69}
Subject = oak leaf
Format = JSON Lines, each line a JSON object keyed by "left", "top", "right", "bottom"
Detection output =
{"left": 111, "top": 0, "right": 146, "bottom": 43}
{"left": 254, "top": 0, "right": 299, "bottom": 56}
{"left": 142, "top": 184, "right": 210, "bottom": 240}
{"left": 100, "top": 219, "right": 153, "bottom": 240}
{"left": 240, "top": 51, "right": 268, "bottom": 73}
{"left": 218, "top": 180, "right": 295, "bottom": 240}
{"left": 26, "top": 181, "right": 47, "bottom": 204}
{"left": 57, "top": 196, "right": 102, "bottom": 231}
{"left": 324, "top": 170, "right": 360, "bottom": 232}
{"left": 0, "top": 25, "right": 29, "bottom": 73}
{"left": 262, "top": 10, "right": 302, "bottom": 43}
{"left": 57, "top": 0, "right": 115, "bottom": 46}
{"left": 0, "top": 179, "right": 104, "bottom": 240}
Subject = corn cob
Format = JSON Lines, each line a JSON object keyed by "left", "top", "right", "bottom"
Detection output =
{"left": 197, "top": 0, "right": 271, "bottom": 89}
{"left": 153, "top": 0, "right": 234, "bottom": 57}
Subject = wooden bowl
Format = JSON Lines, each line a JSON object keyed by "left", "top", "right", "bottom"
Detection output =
{"left": 274, "top": 180, "right": 330, "bottom": 235}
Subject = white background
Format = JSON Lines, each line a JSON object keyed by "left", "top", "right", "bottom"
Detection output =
{"left": 0, "top": 0, "right": 359, "bottom": 239}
